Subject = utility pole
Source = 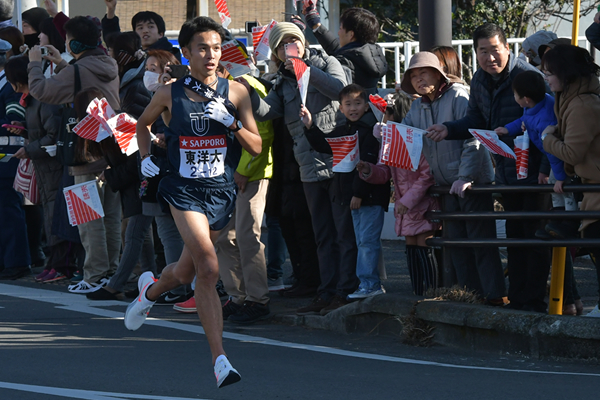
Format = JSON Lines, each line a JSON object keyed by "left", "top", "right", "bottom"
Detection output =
{"left": 418, "top": 0, "right": 452, "bottom": 51}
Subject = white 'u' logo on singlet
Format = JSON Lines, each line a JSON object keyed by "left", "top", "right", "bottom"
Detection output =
{"left": 190, "top": 112, "right": 210, "bottom": 136}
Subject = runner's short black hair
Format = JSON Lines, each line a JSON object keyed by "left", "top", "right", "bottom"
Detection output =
{"left": 512, "top": 71, "right": 546, "bottom": 103}
{"left": 339, "top": 8, "right": 380, "bottom": 44}
{"left": 178, "top": 17, "right": 225, "bottom": 49}
{"left": 64, "top": 16, "right": 99, "bottom": 47}
{"left": 473, "top": 23, "right": 507, "bottom": 50}
{"left": 131, "top": 11, "right": 165, "bottom": 35}
{"left": 339, "top": 83, "right": 368, "bottom": 102}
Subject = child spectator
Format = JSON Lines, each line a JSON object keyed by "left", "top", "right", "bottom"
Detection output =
{"left": 301, "top": 84, "right": 390, "bottom": 299}
{"left": 495, "top": 70, "right": 577, "bottom": 238}
{"left": 358, "top": 92, "right": 440, "bottom": 295}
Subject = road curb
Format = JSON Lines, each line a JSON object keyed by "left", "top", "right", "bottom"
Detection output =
{"left": 272, "top": 293, "right": 600, "bottom": 360}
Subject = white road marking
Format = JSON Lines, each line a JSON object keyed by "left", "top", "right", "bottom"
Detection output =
{"left": 1, "top": 284, "right": 599, "bottom": 378}
{"left": 0, "top": 381, "right": 209, "bottom": 400}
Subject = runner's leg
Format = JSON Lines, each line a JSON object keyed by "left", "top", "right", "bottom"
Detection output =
{"left": 168, "top": 207, "right": 226, "bottom": 365}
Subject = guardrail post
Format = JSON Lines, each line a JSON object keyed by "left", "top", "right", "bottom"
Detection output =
{"left": 548, "top": 247, "right": 567, "bottom": 315}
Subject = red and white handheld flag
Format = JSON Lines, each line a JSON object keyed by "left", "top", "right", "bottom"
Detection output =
{"left": 379, "top": 122, "right": 424, "bottom": 171}
{"left": 252, "top": 20, "right": 277, "bottom": 61}
{"left": 73, "top": 97, "right": 114, "bottom": 142}
{"left": 368, "top": 94, "right": 387, "bottom": 122}
{"left": 63, "top": 180, "right": 105, "bottom": 226}
{"left": 291, "top": 58, "right": 310, "bottom": 105}
{"left": 214, "top": 0, "right": 232, "bottom": 28}
{"left": 514, "top": 131, "right": 529, "bottom": 180}
{"left": 325, "top": 132, "right": 360, "bottom": 173}
{"left": 220, "top": 40, "right": 255, "bottom": 78}
{"left": 109, "top": 113, "right": 138, "bottom": 156}
{"left": 469, "top": 129, "right": 516, "bottom": 159}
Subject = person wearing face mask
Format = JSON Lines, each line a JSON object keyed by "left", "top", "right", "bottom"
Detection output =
{"left": 26, "top": 16, "right": 120, "bottom": 294}
{"left": 27, "top": 16, "right": 119, "bottom": 110}
{"left": 21, "top": 7, "right": 50, "bottom": 49}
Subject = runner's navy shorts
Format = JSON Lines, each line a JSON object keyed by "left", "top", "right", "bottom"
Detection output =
{"left": 157, "top": 174, "right": 236, "bottom": 231}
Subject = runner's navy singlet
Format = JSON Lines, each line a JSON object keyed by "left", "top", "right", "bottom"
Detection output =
{"left": 157, "top": 77, "right": 241, "bottom": 230}
{"left": 164, "top": 77, "right": 241, "bottom": 188}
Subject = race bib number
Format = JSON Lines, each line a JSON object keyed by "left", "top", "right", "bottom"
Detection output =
{"left": 179, "top": 135, "right": 227, "bottom": 179}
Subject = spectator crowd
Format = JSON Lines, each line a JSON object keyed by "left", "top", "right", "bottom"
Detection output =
{"left": 2, "top": 0, "right": 600, "bottom": 371}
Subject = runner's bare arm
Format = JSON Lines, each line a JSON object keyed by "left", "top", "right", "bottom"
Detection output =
{"left": 229, "top": 81, "right": 262, "bottom": 157}
{"left": 136, "top": 85, "right": 172, "bottom": 156}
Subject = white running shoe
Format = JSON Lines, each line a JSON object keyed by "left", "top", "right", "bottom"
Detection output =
{"left": 214, "top": 355, "right": 241, "bottom": 388}
{"left": 124, "top": 271, "right": 157, "bottom": 331}
{"left": 68, "top": 280, "right": 101, "bottom": 294}
{"left": 584, "top": 304, "right": 600, "bottom": 318}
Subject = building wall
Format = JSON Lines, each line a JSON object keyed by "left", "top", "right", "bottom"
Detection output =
{"left": 205, "top": 0, "right": 286, "bottom": 31}
{"left": 32, "top": 0, "right": 288, "bottom": 33}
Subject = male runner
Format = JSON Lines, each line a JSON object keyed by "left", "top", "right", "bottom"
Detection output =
{"left": 124, "top": 16, "right": 261, "bottom": 389}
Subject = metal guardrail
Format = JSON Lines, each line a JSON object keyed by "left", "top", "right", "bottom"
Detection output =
{"left": 424, "top": 184, "right": 600, "bottom": 315}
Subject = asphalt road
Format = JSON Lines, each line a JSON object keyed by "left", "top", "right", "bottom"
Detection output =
{"left": 1, "top": 281, "right": 599, "bottom": 400}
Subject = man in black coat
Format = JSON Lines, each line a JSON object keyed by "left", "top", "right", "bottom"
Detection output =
{"left": 302, "top": 6, "right": 387, "bottom": 95}
{"left": 102, "top": 0, "right": 182, "bottom": 62}
{"left": 426, "top": 23, "right": 552, "bottom": 313}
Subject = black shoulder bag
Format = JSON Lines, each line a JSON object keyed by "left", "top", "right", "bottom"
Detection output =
{"left": 56, "top": 64, "right": 83, "bottom": 166}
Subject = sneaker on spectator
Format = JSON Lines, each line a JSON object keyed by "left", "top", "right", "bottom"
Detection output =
{"left": 228, "top": 301, "right": 270, "bottom": 324}
{"left": 35, "top": 269, "right": 51, "bottom": 282}
{"left": 68, "top": 280, "right": 102, "bottom": 294}
{"left": 268, "top": 276, "right": 285, "bottom": 291}
{"left": 124, "top": 271, "right": 157, "bottom": 330}
{"left": 584, "top": 304, "right": 600, "bottom": 318}
{"left": 156, "top": 290, "right": 193, "bottom": 305}
{"left": 320, "top": 294, "right": 350, "bottom": 316}
{"left": 296, "top": 295, "right": 331, "bottom": 316}
{"left": 222, "top": 298, "right": 242, "bottom": 320}
{"left": 173, "top": 296, "right": 197, "bottom": 313}
{"left": 283, "top": 284, "right": 318, "bottom": 298}
{"left": 70, "top": 270, "right": 83, "bottom": 283}
{"left": 347, "top": 286, "right": 386, "bottom": 300}
{"left": 283, "top": 275, "right": 297, "bottom": 289}
{"left": 42, "top": 269, "right": 68, "bottom": 283}
{"left": 214, "top": 354, "right": 241, "bottom": 388}
{"left": 0, "top": 266, "right": 31, "bottom": 280}
{"left": 216, "top": 279, "right": 228, "bottom": 299}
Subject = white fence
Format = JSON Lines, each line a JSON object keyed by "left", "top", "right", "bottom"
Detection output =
{"left": 165, "top": 30, "right": 594, "bottom": 88}
{"left": 376, "top": 36, "right": 594, "bottom": 88}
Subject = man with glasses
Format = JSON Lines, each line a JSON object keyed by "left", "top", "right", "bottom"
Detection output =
{"left": 426, "top": 23, "right": 552, "bottom": 313}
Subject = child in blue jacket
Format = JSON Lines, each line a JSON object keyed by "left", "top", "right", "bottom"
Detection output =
{"left": 495, "top": 70, "right": 577, "bottom": 238}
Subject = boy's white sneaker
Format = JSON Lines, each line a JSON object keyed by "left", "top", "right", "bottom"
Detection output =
{"left": 584, "top": 304, "right": 600, "bottom": 318}
{"left": 214, "top": 355, "right": 241, "bottom": 388}
{"left": 124, "top": 271, "right": 157, "bottom": 330}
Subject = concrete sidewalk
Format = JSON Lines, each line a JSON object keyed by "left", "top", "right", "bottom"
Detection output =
{"left": 268, "top": 240, "right": 600, "bottom": 361}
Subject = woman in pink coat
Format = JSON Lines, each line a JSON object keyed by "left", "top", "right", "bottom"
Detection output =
{"left": 357, "top": 92, "right": 439, "bottom": 295}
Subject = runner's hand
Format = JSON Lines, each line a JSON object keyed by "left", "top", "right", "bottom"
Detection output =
{"left": 205, "top": 101, "right": 235, "bottom": 128}
{"left": 141, "top": 156, "right": 160, "bottom": 177}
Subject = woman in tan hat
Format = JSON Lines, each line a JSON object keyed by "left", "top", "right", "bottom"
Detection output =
{"left": 400, "top": 51, "right": 506, "bottom": 305}
{"left": 246, "top": 22, "right": 355, "bottom": 316}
